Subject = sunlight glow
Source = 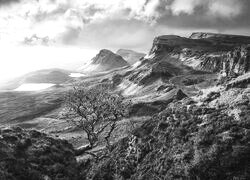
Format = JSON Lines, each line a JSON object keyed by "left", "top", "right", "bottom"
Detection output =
{"left": 0, "top": 45, "right": 97, "bottom": 84}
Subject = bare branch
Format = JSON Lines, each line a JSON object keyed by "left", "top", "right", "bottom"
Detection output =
{"left": 62, "top": 83, "right": 131, "bottom": 157}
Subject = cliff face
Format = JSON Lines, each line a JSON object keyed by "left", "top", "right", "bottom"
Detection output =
{"left": 147, "top": 33, "right": 250, "bottom": 77}
{"left": 114, "top": 32, "right": 250, "bottom": 104}
{"left": 190, "top": 32, "right": 250, "bottom": 43}
{"left": 182, "top": 45, "right": 250, "bottom": 76}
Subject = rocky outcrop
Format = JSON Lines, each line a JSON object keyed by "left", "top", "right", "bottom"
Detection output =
{"left": 0, "top": 127, "right": 79, "bottom": 180}
{"left": 149, "top": 35, "right": 188, "bottom": 55}
{"left": 116, "top": 49, "right": 146, "bottom": 65}
{"left": 148, "top": 35, "right": 220, "bottom": 56}
{"left": 189, "top": 32, "right": 219, "bottom": 39}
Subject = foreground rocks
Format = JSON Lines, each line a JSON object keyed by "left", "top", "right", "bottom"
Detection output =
{"left": 0, "top": 127, "right": 78, "bottom": 180}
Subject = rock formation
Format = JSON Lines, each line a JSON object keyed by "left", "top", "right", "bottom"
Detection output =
{"left": 147, "top": 33, "right": 250, "bottom": 77}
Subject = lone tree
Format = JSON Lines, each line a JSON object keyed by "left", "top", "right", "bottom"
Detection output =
{"left": 64, "top": 84, "right": 130, "bottom": 155}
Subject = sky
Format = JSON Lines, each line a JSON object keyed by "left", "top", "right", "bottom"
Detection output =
{"left": 0, "top": 0, "right": 250, "bottom": 83}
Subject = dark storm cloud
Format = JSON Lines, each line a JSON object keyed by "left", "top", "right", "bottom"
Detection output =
{"left": 0, "top": 0, "right": 19, "bottom": 6}
{"left": 156, "top": 0, "right": 250, "bottom": 30}
{"left": 56, "top": 0, "right": 250, "bottom": 48}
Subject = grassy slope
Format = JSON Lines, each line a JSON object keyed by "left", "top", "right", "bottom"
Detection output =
{"left": 0, "top": 89, "right": 65, "bottom": 124}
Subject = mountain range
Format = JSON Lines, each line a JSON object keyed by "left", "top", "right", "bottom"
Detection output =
{"left": 0, "top": 32, "right": 250, "bottom": 180}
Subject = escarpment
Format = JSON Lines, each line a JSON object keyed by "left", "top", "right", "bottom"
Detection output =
{"left": 146, "top": 33, "right": 250, "bottom": 77}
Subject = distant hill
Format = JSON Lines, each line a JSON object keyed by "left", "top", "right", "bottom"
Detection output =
{"left": 23, "top": 69, "right": 71, "bottom": 84}
{"left": 0, "top": 69, "right": 71, "bottom": 90}
{"left": 116, "top": 49, "right": 146, "bottom": 65}
{"left": 80, "top": 49, "right": 129, "bottom": 72}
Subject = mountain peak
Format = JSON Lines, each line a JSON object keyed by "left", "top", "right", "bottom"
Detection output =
{"left": 92, "top": 49, "right": 128, "bottom": 65}
{"left": 99, "top": 49, "right": 114, "bottom": 55}
{"left": 81, "top": 49, "right": 129, "bottom": 72}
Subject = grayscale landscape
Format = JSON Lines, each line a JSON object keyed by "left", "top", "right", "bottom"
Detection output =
{"left": 0, "top": 0, "right": 250, "bottom": 180}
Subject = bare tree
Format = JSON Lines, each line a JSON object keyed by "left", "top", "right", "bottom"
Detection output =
{"left": 63, "top": 84, "right": 130, "bottom": 156}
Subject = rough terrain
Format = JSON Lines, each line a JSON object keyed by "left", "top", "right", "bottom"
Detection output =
{"left": 0, "top": 32, "right": 250, "bottom": 180}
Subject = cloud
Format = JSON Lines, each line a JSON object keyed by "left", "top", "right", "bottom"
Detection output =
{"left": 170, "top": 0, "right": 205, "bottom": 15}
{"left": 169, "top": 0, "right": 243, "bottom": 18}
{"left": 0, "top": 0, "right": 250, "bottom": 51}
{"left": 23, "top": 34, "right": 49, "bottom": 45}
{"left": 208, "top": 0, "right": 243, "bottom": 18}
{"left": 0, "top": 0, "right": 19, "bottom": 6}
{"left": 159, "top": 0, "right": 250, "bottom": 30}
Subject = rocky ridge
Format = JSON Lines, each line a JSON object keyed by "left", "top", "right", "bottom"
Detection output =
{"left": 189, "top": 32, "right": 250, "bottom": 41}
{"left": 115, "top": 32, "right": 250, "bottom": 98}
{"left": 148, "top": 34, "right": 250, "bottom": 75}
